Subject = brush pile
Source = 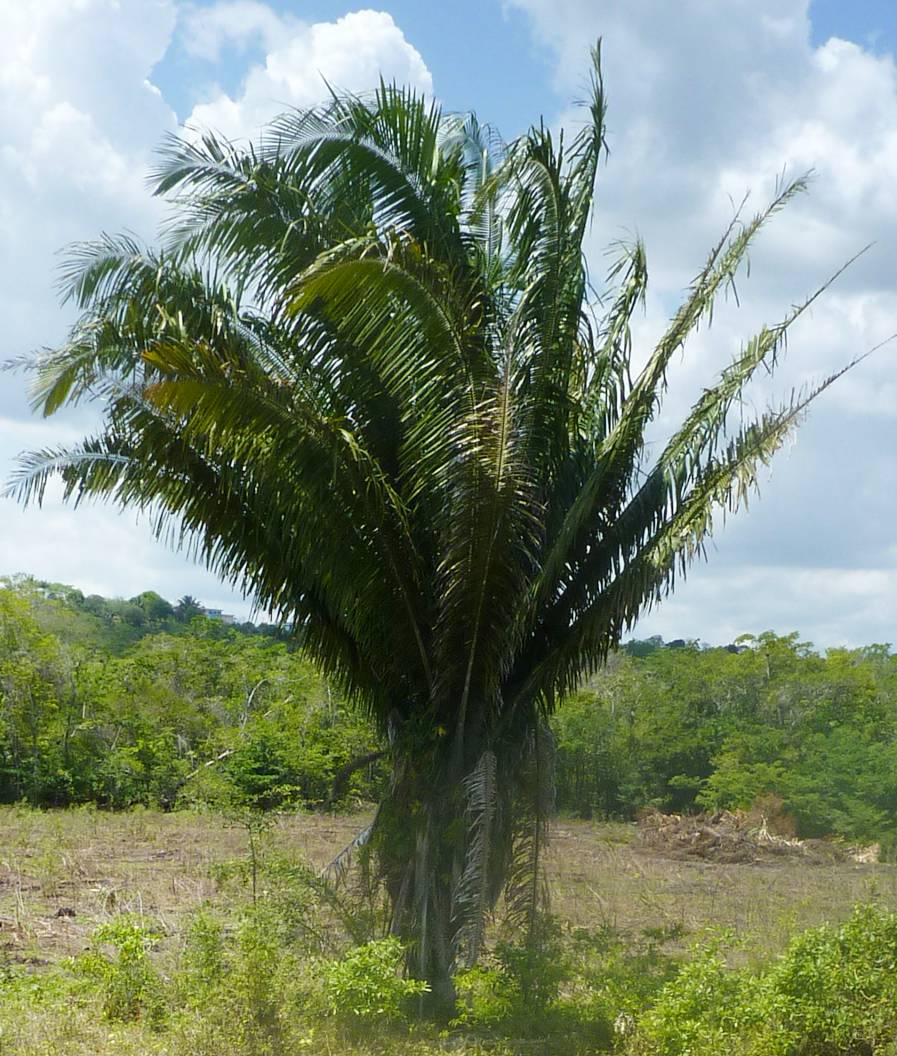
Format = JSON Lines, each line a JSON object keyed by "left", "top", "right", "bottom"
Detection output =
{"left": 635, "top": 809, "right": 876, "bottom": 865}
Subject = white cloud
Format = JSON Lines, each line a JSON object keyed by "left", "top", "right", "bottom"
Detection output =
{"left": 183, "top": 9, "right": 433, "bottom": 143}
{"left": 638, "top": 562, "right": 897, "bottom": 649}
{"left": 0, "top": 0, "right": 178, "bottom": 377}
{"left": 0, "top": 0, "right": 191, "bottom": 603}
{"left": 0, "top": 0, "right": 178, "bottom": 152}
{"left": 0, "top": 416, "right": 252, "bottom": 615}
{"left": 0, "top": 2, "right": 434, "bottom": 617}
{"left": 180, "top": 0, "right": 290, "bottom": 61}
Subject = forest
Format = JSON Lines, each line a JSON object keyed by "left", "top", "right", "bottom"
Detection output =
{"left": 4, "top": 575, "right": 896, "bottom": 850}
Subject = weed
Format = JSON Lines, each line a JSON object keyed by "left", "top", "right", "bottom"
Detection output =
{"left": 629, "top": 904, "right": 897, "bottom": 1055}
{"left": 323, "top": 936, "right": 429, "bottom": 1021}
{"left": 72, "top": 915, "right": 166, "bottom": 1025}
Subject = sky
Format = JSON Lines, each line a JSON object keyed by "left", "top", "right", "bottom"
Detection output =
{"left": 1, "top": 0, "right": 895, "bottom": 647}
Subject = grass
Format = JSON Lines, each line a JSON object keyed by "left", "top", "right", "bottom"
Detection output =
{"left": 2, "top": 807, "right": 894, "bottom": 967}
{"left": 0, "top": 805, "right": 363, "bottom": 964}
{"left": 548, "top": 819, "right": 897, "bottom": 961}
{"left": 2, "top": 806, "right": 897, "bottom": 1055}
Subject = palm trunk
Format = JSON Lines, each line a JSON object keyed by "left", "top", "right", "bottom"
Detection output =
{"left": 374, "top": 717, "right": 553, "bottom": 1015}
{"left": 378, "top": 762, "right": 465, "bottom": 1014}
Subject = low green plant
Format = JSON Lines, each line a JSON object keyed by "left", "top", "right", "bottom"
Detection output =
{"left": 73, "top": 915, "right": 166, "bottom": 1024}
{"left": 629, "top": 904, "right": 897, "bottom": 1055}
{"left": 323, "top": 937, "right": 429, "bottom": 1021}
{"left": 566, "top": 924, "right": 682, "bottom": 1034}
{"left": 228, "top": 908, "right": 291, "bottom": 1048}
{"left": 172, "top": 903, "right": 314, "bottom": 1056}
{"left": 177, "top": 909, "right": 226, "bottom": 1007}
{"left": 454, "top": 921, "right": 677, "bottom": 1052}
{"left": 495, "top": 929, "right": 570, "bottom": 1014}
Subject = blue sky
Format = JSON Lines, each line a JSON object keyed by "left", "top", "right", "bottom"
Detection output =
{"left": 812, "top": 0, "right": 896, "bottom": 52}
{"left": 153, "top": 1, "right": 563, "bottom": 136}
{"left": 1, "top": 0, "right": 895, "bottom": 647}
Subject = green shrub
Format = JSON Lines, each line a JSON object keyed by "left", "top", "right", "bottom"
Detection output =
{"left": 566, "top": 924, "right": 682, "bottom": 1035}
{"left": 452, "top": 925, "right": 570, "bottom": 1030}
{"left": 73, "top": 916, "right": 166, "bottom": 1025}
{"left": 172, "top": 903, "right": 314, "bottom": 1056}
{"left": 763, "top": 903, "right": 897, "bottom": 1053}
{"left": 630, "top": 905, "right": 897, "bottom": 1055}
{"left": 177, "top": 910, "right": 226, "bottom": 1006}
{"left": 628, "top": 946, "right": 761, "bottom": 1055}
{"left": 323, "top": 937, "right": 429, "bottom": 1020}
{"left": 453, "top": 923, "right": 625, "bottom": 1051}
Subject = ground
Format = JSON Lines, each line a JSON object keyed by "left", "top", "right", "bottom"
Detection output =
{"left": 1, "top": 806, "right": 894, "bottom": 971}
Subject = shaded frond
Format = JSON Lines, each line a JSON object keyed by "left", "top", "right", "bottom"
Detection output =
{"left": 453, "top": 750, "right": 499, "bottom": 966}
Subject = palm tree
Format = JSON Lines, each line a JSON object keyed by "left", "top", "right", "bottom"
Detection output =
{"left": 9, "top": 49, "right": 865, "bottom": 1006}
{"left": 174, "top": 594, "right": 202, "bottom": 622}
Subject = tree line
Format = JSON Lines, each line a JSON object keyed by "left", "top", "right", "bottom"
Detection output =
{"left": 0, "top": 579, "right": 379, "bottom": 810}
{"left": 2, "top": 579, "right": 895, "bottom": 849}
{"left": 557, "top": 633, "right": 897, "bottom": 847}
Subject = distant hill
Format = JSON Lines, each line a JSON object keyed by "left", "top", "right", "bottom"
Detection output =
{"left": 0, "top": 574, "right": 281, "bottom": 654}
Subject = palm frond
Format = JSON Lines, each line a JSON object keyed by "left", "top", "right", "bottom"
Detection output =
{"left": 504, "top": 725, "right": 554, "bottom": 940}
{"left": 452, "top": 749, "right": 498, "bottom": 966}
{"left": 518, "top": 353, "right": 872, "bottom": 706}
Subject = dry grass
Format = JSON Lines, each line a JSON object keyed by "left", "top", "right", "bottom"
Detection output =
{"left": 0, "top": 806, "right": 364, "bottom": 965}
{"left": 1, "top": 806, "right": 895, "bottom": 970}
{"left": 549, "top": 819, "right": 897, "bottom": 960}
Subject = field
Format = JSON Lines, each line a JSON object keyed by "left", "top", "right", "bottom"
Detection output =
{"left": 3, "top": 806, "right": 897, "bottom": 1056}
{"left": 2, "top": 807, "right": 894, "bottom": 966}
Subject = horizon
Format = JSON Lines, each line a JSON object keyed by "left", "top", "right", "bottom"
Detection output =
{"left": 4, "top": 569, "right": 892, "bottom": 654}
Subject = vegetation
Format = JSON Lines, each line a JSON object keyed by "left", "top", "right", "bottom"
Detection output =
{"left": 630, "top": 905, "right": 897, "bottom": 1055}
{"left": 2, "top": 578, "right": 896, "bottom": 1049}
{"left": 0, "top": 578, "right": 383, "bottom": 811}
{"left": 4, "top": 578, "right": 896, "bottom": 851}
{"left": 2, "top": 806, "right": 897, "bottom": 1055}
{"left": 555, "top": 634, "right": 897, "bottom": 846}
{"left": 7, "top": 45, "right": 865, "bottom": 1002}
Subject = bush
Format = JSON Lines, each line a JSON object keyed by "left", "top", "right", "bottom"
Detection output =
{"left": 323, "top": 937, "right": 429, "bottom": 1021}
{"left": 629, "top": 904, "right": 897, "bottom": 1055}
{"left": 73, "top": 916, "right": 166, "bottom": 1025}
{"left": 452, "top": 920, "right": 673, "bottom": 1052}
{"left": 172, "top": 904, "right": 314, "bottom": 1056}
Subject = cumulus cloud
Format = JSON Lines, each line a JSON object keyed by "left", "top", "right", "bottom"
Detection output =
{"left": 0, "top": 0, "right": 178, "bottom": 398}
{"left": 183, "top": 8, "right": 433, "bottom": 143}
{"left": 0, "top": 0, "right": 236, "bottom": 609}
{"left": 180, "top": 0, "right": 289, "bottom": 61}
{"left": 509, "top": 0, "right": 897, "bottom": 645}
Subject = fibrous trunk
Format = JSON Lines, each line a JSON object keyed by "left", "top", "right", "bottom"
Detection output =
{"left": 372, "top": 718, "right": 554, "bottom": 1013}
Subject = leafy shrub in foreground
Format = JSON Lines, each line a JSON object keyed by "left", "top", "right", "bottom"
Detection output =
{"left": 453, "top": 920, "right": 679, "bottom": 1052}
{"left": 323, "top": 937, "right": 429, "bottom": 1020}
{"left": 630, "top": 904, "right": 897, "bottom": 1055}
{"left": 172, "top": 904, "right": 314, "bottom": 1056}
{"left": 73, "top": 916, "right": 166, "bottom": 1025}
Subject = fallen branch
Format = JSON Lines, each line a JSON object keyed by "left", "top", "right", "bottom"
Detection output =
{"left": 184, "top": 747, "right": 236, "bottom": 782}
